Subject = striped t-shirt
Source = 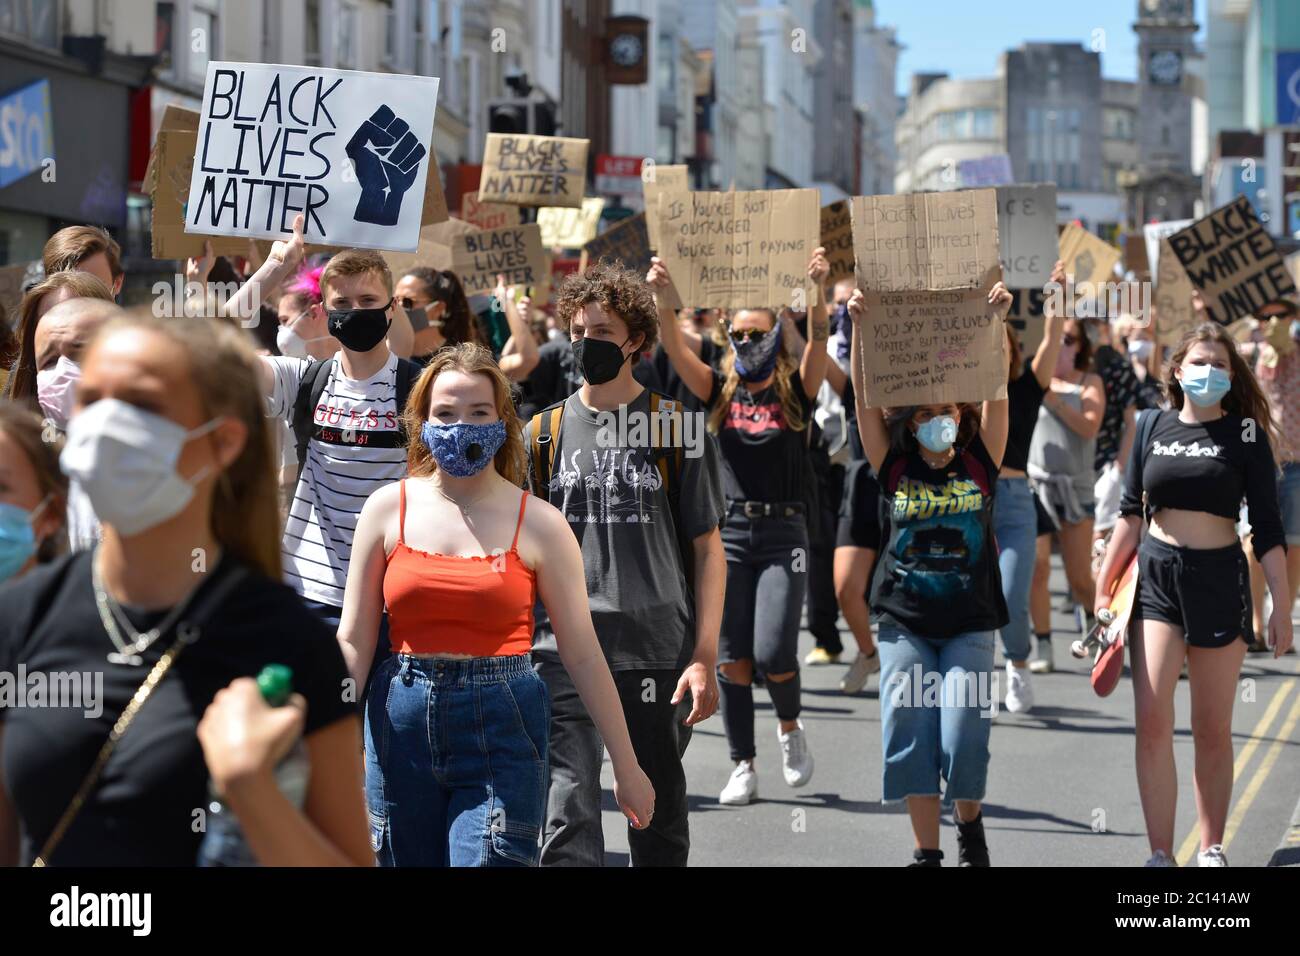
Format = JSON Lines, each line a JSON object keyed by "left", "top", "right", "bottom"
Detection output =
{"left": 266, "top": 354, "right": 408, "bottom": 608}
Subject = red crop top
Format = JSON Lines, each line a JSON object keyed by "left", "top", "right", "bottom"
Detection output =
{"left": 383, "top": 481, "right": 537, "bottom": 657}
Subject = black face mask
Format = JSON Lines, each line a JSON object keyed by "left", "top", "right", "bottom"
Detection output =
{"left": 572, "top": 335, "right": 630, "bottom": 385}
{"left": 328, "top": 300, "right": 393, "bottom": 352}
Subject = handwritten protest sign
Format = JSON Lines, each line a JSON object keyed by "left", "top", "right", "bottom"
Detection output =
{"left": 1167, "top": 195, "right": 1297, "bottom": 324}
{"left": 1058, "top": 223, "right": 1121, "bottom": 286}
{"left": 538, "top": 197, "right": 606, "bottom": 248}
{"left": 478, "top": 133, "right": 589, "bottom": 209}
{"left": 1154, "top": 238, "right": 1197, "bottom": 346}
{"left": 655, "top": 188, "right": 820, "bottom": 310}
{"left": 820, "top": 201, "right": 855, "bottom": 285}
{"left": 580, "top": 212, "right": 653, "bottom": 276}
{"left": 186, "top": 62, "right": 439, "bottom": 252}
{"left": 461, "top": 192, "right": 516, "bottom": 230}
{"left": 850, "top": 189, "right": 1005, "bottom": 406}
{"left": 1144, "top": 219, "right": 1193, "bottom": 285}
{"left": 450, "top": 223, "right": 548, "bottom": 295}
{"left": 996, "top": 184, "right": 1057, "bottom": 288}
{"left": 643, "top": 163, "right": 689, "bottom": 251}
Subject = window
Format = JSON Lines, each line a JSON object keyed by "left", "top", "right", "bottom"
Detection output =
{"left": 155, "top": 2, "right": 175, "bottom": 71}
{"left": 191, "top": 6, "right": 218, "bottom": 79}
{"left": 305, "top": 0, "right": 322, "bottom": 66}
{"left": 0, "top": 0, "right": 58, "bottom": 48}
{"left": 336, "top": 3, "right": 358, "bottom": 69}
{"left": 973, "top": 108, "right": 996, "bottom": 138}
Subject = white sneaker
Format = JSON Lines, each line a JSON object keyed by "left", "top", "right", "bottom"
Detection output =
{"left": 778, "top": 721, "right": 814, "bottom": 787}
{"left": 1005, "top": 661, "right": 1034, "bottom": 713}
{"left": 1197, "top": 845, "right": 1229, "bottom": 867}
{"left": 1144, "top": 849, "right": 1179, "bottom": 867}
{"left": 840, "top": 651, "right": 880, "bottom": 694}
{"left": 719, "top": 760, "right": 758, "bottom": 806}
{"left": 1029, "top": 638, "right": 1055, "bottom": 674}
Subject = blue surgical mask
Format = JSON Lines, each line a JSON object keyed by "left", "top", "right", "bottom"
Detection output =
{"left": 0, "top": 496, "right": 50, "bottom": 582}
{"left": 915, "top": 415, "right": 958, "bottom": 454}
{"left": 1180, "top": 363, "right": 1232, "bottom": 407}
{"left": 421, "top": 420, "right": 507, "bottom": 477}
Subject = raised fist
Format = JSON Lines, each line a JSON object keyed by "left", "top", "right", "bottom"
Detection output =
{"left": 346, "top": 105, "right": 426, "bottom": 226}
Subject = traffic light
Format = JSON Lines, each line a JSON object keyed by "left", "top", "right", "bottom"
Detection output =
{"left": 488, "top": 99, "right": 557, "bottom": 137}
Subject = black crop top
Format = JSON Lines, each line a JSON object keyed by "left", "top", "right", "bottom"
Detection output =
{"left": 1118, "top": 409, "right": 1286, "bottom": 561}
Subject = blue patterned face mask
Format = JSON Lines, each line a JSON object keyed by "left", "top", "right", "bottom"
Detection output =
{"left": 730, "top": 322, "right": 783, "bottom": 382}
{"left": 421, "top": 421, "right": 507, "bottom": 477}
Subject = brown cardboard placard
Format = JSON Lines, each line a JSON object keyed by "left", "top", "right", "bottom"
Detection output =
{"left": 1154, "top": 238, "right": 1196, "bottom": 346}
{"left": 644, "top": 163, "right": 690, "bottom": 252}
{"left": 380, "top": 218, "right": 478, "bottom": 280}
{"left": 143, "top": 104, "right": 202, "bottom": 191}
{"left": 538, "top": 197, "right": 606, "bottom": 248}
{"left": 820, "top": 200, "right": 855, "bottom": 285}
{"left": 478, "top": 133, "right": 589, "bottom": 208}
{"left": 420, "top": 149, "right": 450, "bottom": 226}
{"left": 450, "top": 223, "right": 548, "bottom": 295}
{"left": 581, "top": 212, "right": 653, "bottom": 276}
{"left": 1057, "top": 222, "right": 1121, "bottom": 287}
{"left": 1123, "top": 230, "right": 1149, "bottom": 277}
{"left": 1167, "top": 195, "right": 1297, "bottom": 325}
{"left": 655, "top": 188, "right": 820, "bottom": 310}
{"left": 461, "top": 192, "right": 518, "bottom": 231}
{"left": 850, "top": 190, "right": 1001, "bottom": 292}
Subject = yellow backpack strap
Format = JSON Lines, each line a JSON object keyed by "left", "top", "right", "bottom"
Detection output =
{"left": 529, "top": 405, "right": 563, "bottom": 501}
{"left": 648, "top": 392, "right": 682, "bottom": 497}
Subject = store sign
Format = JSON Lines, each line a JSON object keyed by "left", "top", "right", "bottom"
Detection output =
{"left": 0, "top": 80, "right": 55, "bottom": 189}
{"left": 595, "top": 154, "right": 645, "bottom": 195}
{"left": 1276, "top": 51, "right": 1300, "bottom": 126}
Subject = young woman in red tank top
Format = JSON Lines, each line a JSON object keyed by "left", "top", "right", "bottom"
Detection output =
{"left": 337, "top": 342, "right": 654, "bottom": 867}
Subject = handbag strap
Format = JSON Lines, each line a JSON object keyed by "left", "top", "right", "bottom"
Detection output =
{"left": 32, "top": 562, "right": 249, "bottom": 867}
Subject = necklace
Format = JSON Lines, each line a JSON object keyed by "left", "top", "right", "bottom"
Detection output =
{"left": 433, "top": 479, "right": 490, "bottom": 517}
{"left": 93, "top": 546, "right": 217, "bottom": 666}
{"left": 738, "top": 385, "right": 765, "bottom": 422}
{"left": 920, "top": 447, "right": 956, "bottom": 470}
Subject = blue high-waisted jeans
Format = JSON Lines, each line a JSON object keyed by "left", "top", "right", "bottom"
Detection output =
{"left": 364, "top": 654, "right": 550, "bottom": 867}
{"left": 992, "top": 476, "right": 1036, "bottom": 663}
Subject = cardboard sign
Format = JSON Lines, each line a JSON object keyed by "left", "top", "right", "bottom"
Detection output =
{"left": 1154, "top": 238, "right": 1197, "bottom": 346}
{"left": 1144, "top": 219, "right": 1193, "bottom": 285}
{"left": 996, "top": 184, "right": 1058, "bottom": 288}
{"left": 380, "top": 217, "right": 478, "bottom": 281}
{"left": 144, "top": 104, "right": 201, "bottom": 191}
{"left": 850, "top": 190, "right": 1005, "bottom": 406}
{"left": 478, "top": 133, "right": 589, "bottom": 209}
{"left": 655, "top": 188, "right": 820, "bottom": 310}
{"left": 538, "top": 197, "right": 606, "bottom": 248}
{"left": 461, "top": 192, "right": 517, "bottom": 231}
{"left": 1058, "top": 223, "right": 1121, "bottom": 286}
{"left": 152, "top": 129, "right": 271, "bottom": 259}
{"left": 643, "top": 163, "right": 689, "bottom": 252}
{"left": 186, "top": 62, "right": 440, "bottom": 252}
{"left": 580, "top": 212, "right": 653, "bottom": 276}
{"left": 1167, "top": 195, "right": 1298, "bottom": 324}
{"left": 820, "top": 200, "right": 855, "bottom": 285}
{"left": 450, "top": 223, "right": 548, "bottom": 295}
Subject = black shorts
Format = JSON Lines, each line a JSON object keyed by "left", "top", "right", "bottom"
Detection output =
{"left": 1034, "top": 495, "right": 1055, "bottom": 537}
{"left": 835, "top": 458, "right": 882, "bottom": 551}
{"left": 1134, "top": 535, "right": 1252, "bottom": 648}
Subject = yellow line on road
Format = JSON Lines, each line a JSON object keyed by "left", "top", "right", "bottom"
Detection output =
{"left": 1175, "top": 678, "right": 1296, "bottom": 866}
{"left": 1222, "top": 686, "right": 1300, "bottom": 855}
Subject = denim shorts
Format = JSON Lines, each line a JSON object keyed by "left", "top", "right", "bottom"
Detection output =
{"left": 364, "top": 654, "right": 550, "bottom": 867}
{"left": 1281, "top": 461, "right": 1300, "bottom": 546}
{"left": 876, "top": 626, "right": 995, "bottom": 804}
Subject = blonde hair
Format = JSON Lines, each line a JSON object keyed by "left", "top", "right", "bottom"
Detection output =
{"left": 86, "top": 313, "right": 283, "bottom": 580}
{"left": 708, "top": 311, "right": 806, "bottom": 434}
{"left": 402, "top": 342, "right": 527, "bottom": 487}
{"left": 7, "top": 271, "right": 116, "bottom": 406}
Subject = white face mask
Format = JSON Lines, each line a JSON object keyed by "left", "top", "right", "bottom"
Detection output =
{"left": 1127, "top": 338, "right": 1154, "bottom": 359}
{"left": 36, "top": 355, "right": 82, "bottom": 428}
{"left": 60, "top": 398, "right": 224, "bottom": 537}
{"left": 277, "top": 310, "right": 319, "bottom": 359}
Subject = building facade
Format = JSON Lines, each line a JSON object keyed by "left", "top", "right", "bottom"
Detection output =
{"left": 853, "top": 0, "right": 899, "bottom": 196}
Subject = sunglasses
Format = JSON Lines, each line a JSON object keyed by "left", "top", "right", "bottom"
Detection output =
{"left": 730, "top": 328, "right": 768, "bottom": 344}
{"left": 1062, "top": 334, "right": 1078, "bottom": 347}
{"left": 400, "top": 297, "right": 429, "bottom": 311}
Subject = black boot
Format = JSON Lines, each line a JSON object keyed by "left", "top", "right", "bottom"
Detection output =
{"left": 955, "top": 810, "right": 990, "bottom": 867}
{"left": 908, "top": 848, "right": 943, "bottom": 867}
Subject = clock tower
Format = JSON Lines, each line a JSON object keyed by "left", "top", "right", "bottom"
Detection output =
{"left": 1131, "top": 0, "right": 1200, "bottom": 223}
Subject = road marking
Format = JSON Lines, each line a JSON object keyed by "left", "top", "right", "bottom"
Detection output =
{"left": 1175, "top": 677, "right": 1296, "bottom": 866}
{"left": 1223, "top": 686, "right": 1300, "bottom": 855}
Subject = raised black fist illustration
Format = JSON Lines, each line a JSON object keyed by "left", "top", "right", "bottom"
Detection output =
{"left": 346, "top": 105, "right": 426, "bottom": 226}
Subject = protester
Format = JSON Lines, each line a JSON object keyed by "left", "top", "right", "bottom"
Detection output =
{"left": 1027, "top": 316, "right": 1105, "bottom": 672}
{"left": 41, "top": 225, "right": 124, "bottom": 298}
{"left": 275, "top": 265, "right": 340, "bottom": 361}
{"left": 1091, "top": 315, "right": 1141, "bottom": 551}
{"left": 336, "top": 342, "right": 655, "bottom": 866}
{"left": 5, "top": 272, "right": 115, "bottom": 408}
{"left": 525, "top": 262, "right": 726, "bottom": 866}
{"left": 1096, "top": 321, "right": 1292, "bottom": 867}
{"left": 832, "top": 457, "right": 881, "bottom": 694}
{"left": 848, "top": 278, "right": 1013, "bottom": 866}
{"left": 1115, "top": 313, "right": 1163, "bottom": 410}
{"left": 0, "top": 402, "right": 67, "bottom": 584}
{"left": 395, "top": 268, "right": 484, "bottom": 361}
{"left": 651, "top": 247, "right": 830, "bottom": 806}
{"left": 0, "top": 313, "right": 370, "bottom": 866}
{"left": 994, "top": 261, "right": 1066, "bottom": 712}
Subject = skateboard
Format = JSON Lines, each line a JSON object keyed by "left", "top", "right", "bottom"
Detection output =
{"left": 1071, "top": 550, "right": 1139, "bottom": 697}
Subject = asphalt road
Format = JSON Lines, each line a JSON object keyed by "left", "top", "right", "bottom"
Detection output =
{"left": 595, "top": 551, "right": 1300, "bottom": 866}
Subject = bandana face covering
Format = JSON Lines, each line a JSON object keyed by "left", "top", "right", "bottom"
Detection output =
{"left": 731, "top": 323, "right": 784, "bottom": 382}
{"left": 421, "top": 420, "right": 507, "bottom": 477}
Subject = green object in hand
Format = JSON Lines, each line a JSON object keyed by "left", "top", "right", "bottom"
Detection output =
{"left": 256, "top": 665, "right": 294, "bottom": 707}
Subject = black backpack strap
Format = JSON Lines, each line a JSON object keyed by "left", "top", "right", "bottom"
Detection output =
{"left": 394, "top": 357, "right": 417, "bottom": 418}
{"left": 292, "top": 359, "right": 334, "bottom": 482}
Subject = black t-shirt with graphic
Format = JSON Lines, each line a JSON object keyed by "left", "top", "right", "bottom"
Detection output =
{"left": 708, "top": 369, "right": 815, "bottom": 503}
{"left": 871, "top": 435, "right": 1009, "bottom": 639}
